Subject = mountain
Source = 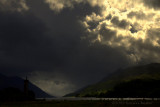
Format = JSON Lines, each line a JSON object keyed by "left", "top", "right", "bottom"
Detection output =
{"left": 100, "top": 79, "right": 160, "bottom": 98}
{"left": 65, "top": 63, "right": 160, "bottom": 97}
{"left": 0, "top": 73, "right": 53, "bottom": 98}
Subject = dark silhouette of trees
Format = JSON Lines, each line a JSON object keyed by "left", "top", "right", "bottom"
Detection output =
{"left": 0, "top": 87, "right": 35, "bottom": 102}
{"left": 98, "top": 79, "right": 160, "bottom": 98}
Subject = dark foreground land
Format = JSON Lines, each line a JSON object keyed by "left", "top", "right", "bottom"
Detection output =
{"left": 0, "top": 100, "right": 160, "bottom": 107}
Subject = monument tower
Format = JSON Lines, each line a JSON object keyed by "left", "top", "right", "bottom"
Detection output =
{"left": 24, "top": 76, "right": 29, "bottom": 95}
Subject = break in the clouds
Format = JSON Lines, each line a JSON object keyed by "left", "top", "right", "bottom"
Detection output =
{"left": 0, "top": 0, "right": 160, "bottom": 96}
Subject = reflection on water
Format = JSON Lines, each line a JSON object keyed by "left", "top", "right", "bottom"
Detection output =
{"left": 37, "top": 97, "right": 160, "bottom": 101}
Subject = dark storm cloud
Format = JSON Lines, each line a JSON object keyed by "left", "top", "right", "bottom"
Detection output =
{"left": 0, "top": 0, "right": 101, "bottom": 74}
{"left": 0, "top": 12, "right": 60, "bottom": 75}
{"left": 143, "top": 0, "right": 160, "bottom": 9}
{"left": 26, "top": 0, "right": 102, "bottom": 46}
{"left": 0, "top": 0, "right": 131, "bottom": 96}
{"left": 65, "top": 41, "right": 130, "bottom": 85}
{"left": 111, "top": 16, "right": 129, "bottom": 29}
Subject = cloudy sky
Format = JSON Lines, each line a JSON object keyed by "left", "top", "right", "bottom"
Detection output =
{"left": 0, "top": 0, "right": 160, "bottom": 96}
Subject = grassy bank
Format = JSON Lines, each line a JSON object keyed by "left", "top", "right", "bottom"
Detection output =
{"left": 0, "top": 100, "right": 160, "bottom": 107}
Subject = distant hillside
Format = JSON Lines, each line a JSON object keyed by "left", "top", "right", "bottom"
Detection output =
{"left": 0, "top": 73, "right": 53, "bottom": 98}
{"left": 98, "top": 79, "right": 160, "bottom": 98}
{"left": 65, "top": 63, "right": 160, "bottom": 97}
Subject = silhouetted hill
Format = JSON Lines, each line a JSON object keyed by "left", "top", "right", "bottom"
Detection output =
{"left": 0, "top": 74, "right": 53, "bottom": 98}
{"left": 0, "top": 87, "right": 35, "bottom": 101}
{"left": 65, "top": 63, "right": 160, "bottom": 97}
{"left": 99, "top": 79, "right": 160, "bottom": 98}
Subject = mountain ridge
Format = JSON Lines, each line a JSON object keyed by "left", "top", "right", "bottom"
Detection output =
{"left": 65, "top": 63, "right": 160, "bottom": 97}
{"left": 0, "top": 73, "right": 54, "bottom": 98}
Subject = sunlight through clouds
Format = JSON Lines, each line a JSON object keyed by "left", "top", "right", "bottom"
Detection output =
{"left": 82, "top": 0, "right": 160, "bottom": 64}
